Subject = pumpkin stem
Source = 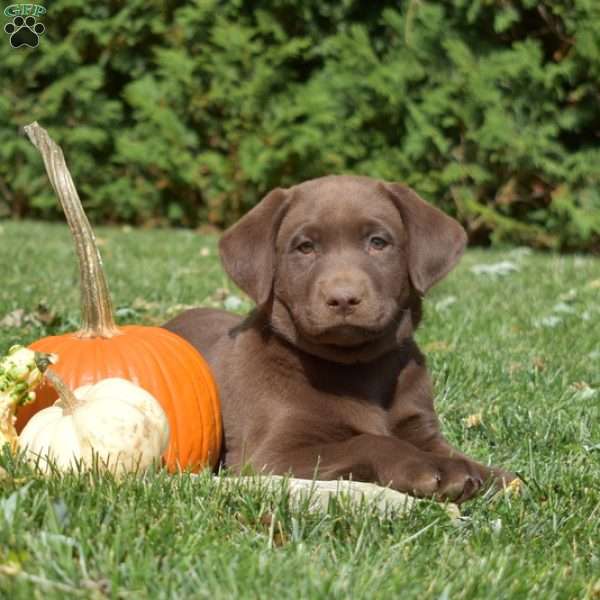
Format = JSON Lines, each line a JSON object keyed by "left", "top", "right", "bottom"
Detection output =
{"left": 23, "top": 122, "right": 121, "bottom": 339}
{"left": 44, "top": 369, "right": 80, "bottom": 413}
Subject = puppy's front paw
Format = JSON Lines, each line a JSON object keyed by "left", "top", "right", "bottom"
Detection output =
{"left": 403, "top": 457, "right": 485, "bottom": 504}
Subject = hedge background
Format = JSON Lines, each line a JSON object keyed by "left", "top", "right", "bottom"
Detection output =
{"left": 0, "top": 0, "right": 599, "bottom": 251}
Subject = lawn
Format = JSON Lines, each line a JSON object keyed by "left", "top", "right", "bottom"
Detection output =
{"left": 1, "top": 220, "right": 599, "bottom": 599}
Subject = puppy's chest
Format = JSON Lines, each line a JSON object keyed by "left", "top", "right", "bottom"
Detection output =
{"left": 307, "top": 375, "right": 396, "bottom": 438}
{"left": 332, "top": 395, "right": 392, "bottom": 437}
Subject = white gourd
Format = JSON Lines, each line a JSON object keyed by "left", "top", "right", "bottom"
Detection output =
{"left": 19, "top": 377, "right": 170, "bottom": 474}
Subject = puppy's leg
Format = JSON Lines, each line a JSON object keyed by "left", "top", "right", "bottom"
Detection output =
{"left": 392, "top": 412, "right": 516, "bottom": 493}
{"left": 248, "top": 434, "right": 487, "bottom": 504}
{"left": 390, "top": 362, "right": 517, "bottom": 494}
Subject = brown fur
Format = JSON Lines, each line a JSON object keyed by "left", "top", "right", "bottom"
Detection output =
{"left": 164, "top": 175, "right": 513, "bottom": 503}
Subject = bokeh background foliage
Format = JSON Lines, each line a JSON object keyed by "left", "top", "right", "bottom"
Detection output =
{"left": 0, "top": 0, "right": 599, "bottom": 250}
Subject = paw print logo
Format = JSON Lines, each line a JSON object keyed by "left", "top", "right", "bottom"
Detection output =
{"left": 4, "top": 15, "right": 45, "bottom": 48}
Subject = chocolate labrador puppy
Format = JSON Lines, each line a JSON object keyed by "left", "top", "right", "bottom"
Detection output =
{"left": 164, "top": 175, "right": 513, "bottom": 503}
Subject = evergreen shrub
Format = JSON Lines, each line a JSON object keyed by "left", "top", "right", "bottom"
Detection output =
{"left": 1, "top": 0, "right": 598, "bottom": 250}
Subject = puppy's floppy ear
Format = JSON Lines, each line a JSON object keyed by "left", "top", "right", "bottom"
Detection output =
{"left": 219, "top": 188, "right": 290, "bottom": 307}
{"left": 383, "top": 183, "right": 467, "bottom": 295}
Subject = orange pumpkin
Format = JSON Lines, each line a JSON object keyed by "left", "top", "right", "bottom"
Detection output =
{"left": 17, "top": 123, "right": 222, "bottom": 472}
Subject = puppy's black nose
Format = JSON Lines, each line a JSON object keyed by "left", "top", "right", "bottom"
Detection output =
{"left": 325, "top": 288, "right": 362, "bottom": 315}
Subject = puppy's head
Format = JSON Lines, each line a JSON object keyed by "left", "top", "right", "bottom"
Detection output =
{"left": 219, "top": 175, "right": 466, "bottom": 364}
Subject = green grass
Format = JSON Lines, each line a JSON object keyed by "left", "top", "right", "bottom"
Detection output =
{"left": 1, "top": 220, "right": 599, "bottom": 599}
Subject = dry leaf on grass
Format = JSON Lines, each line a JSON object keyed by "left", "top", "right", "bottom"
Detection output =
{"left": 532, "top": 356, "right": 546, "bottom": 371}
{"left": 423, "top": 340, "right": 452, "bottom": 352}
{"left": 464, "top": 413, "right": 483, "bottom": 428}
{"left": 0, "top": 309, "right": 25, "bottom": 328}
{"left": 132, "top": 298, "right": 162, "bottom": 312}
{"left": 0, "top": 303, "right": 58, "bottom": 329}
{"left": 470, "top": 261, "right": 519, "bottom": 276}
{"left": 0, "top": 562, "right": 21, "bottom": 576}
{"left": 571, "top": 382, "right": 597, "bottom": 400}
{"left": 533, "top": 315, "right": 562, "bottom": 328}
{"left": 434, "top": 296, "right": 457, "bottom": 311}
{"left": 224, "top": 295, "right": 243, "bottom": 311}
{"left": 505, "top": 478, "right": 524, "bottom": 496}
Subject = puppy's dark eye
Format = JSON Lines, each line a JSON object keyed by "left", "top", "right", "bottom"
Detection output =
{"left": 369, "top": 236, "right": 388, "bottom": 250}
{"left": 297, "top": 241, "right": 315, "bottom": 254}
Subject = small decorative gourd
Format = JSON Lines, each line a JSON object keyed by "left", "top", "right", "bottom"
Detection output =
{"left": 0, "top": 345, "right": 55, "bottom": 451}
{"left": 19, "top": 371, "right": 170, "bottom": 474}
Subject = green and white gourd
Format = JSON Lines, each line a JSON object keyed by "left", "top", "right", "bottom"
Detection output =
{"left": 0, "top": 345, "right": 55, "bottom": 451}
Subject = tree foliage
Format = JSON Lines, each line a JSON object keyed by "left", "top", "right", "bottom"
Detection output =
{"left": 1, "top": 0, "right": 599, "bottom": 250}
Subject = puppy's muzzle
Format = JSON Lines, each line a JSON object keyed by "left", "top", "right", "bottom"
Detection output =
{"left": 319, "top": 274, "right": 369, "bottom": 317}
